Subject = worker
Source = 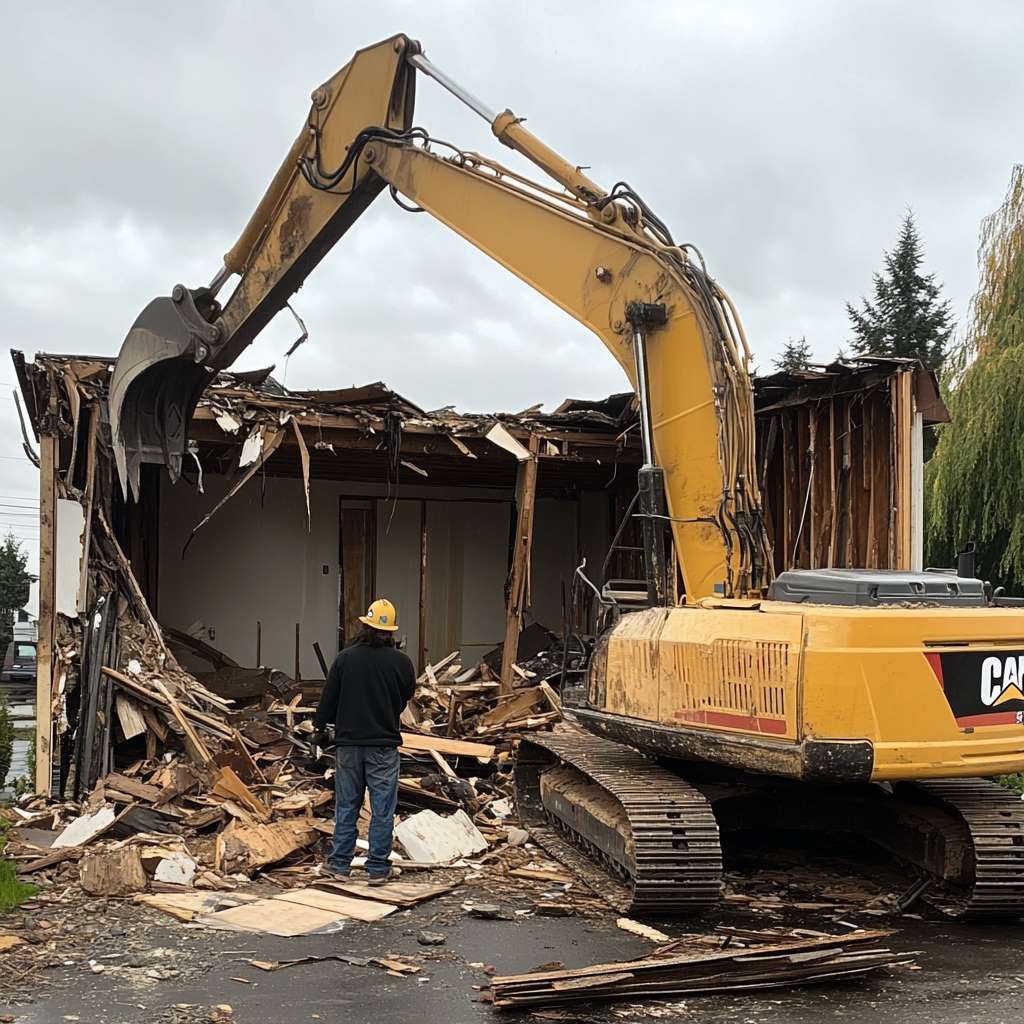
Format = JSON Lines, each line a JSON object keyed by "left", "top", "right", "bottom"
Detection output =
{"left": 313, "top": 598, "right": 416, "bottom": 885}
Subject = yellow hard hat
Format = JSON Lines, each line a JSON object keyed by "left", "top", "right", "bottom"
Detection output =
{"left": 359, "top": 598, "right": 399, "bottom": 632}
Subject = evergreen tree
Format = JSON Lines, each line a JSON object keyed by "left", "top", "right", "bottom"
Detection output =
{"left": 846, "top": 212, "right": 955, "bottom": 372}
{"left": 773, "top": 336, "right": 812, "bottom": 373}
{"left": 0, "top": 534, "right": 30, "bottom": 656}
{"left": 928, "top": 166, "right": 1024, "bottom": 588}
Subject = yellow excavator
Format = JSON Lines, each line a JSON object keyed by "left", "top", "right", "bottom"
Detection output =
{"left": 109, "top": 34, "right": 1024, "bottom": 919}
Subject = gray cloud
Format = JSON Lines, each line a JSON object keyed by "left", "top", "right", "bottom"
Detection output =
{"left": 2, "top": 0, "right": 1023, "bottom": 567}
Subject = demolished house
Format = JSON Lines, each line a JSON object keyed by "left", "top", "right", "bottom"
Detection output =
{"left": 12, "top": 350, "right": 945, "bottom": 814}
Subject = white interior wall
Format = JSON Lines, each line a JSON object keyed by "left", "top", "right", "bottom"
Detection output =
{"left": 158, "top": 472, "right": 611, "bottom": 677}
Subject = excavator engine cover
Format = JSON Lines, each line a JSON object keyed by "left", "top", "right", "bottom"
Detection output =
{"left": 768, "top": 568, "right": 987, "bottom": 607}
{"left": 108, "top": 286, "right": 221, "bottom": 501}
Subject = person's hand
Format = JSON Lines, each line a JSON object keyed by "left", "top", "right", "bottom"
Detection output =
{"left": 312, "top": 728, "right": 331, "bottom": 750}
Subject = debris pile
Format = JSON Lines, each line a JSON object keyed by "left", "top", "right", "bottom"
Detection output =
{"left": 486, "top": 927, "right": 918, "bottom": 1009}
{"left": 7, "top": 600, "right": 572, "bottom": 907}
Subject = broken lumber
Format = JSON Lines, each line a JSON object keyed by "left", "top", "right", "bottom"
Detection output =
{"left": 399, "top": 732, "right": 495, "bottom": 761}
{"left": 79, "top": 845, "right": 149, "bottom": 896}
{"left": 102, "top": 667, "right": 234, "bottom": 742}
{"left": 488, "top": 931, "right": 915, "bottom": 1009}
{"left": 17, "top": 846, "right": 83, "bottom": 875}
{"left": 479, "top": 687, "right": 542, "bottom": 728}
{"left": 214, "top": 819, "right": 319, "bottom": 875}
{"left": 210, "top": 765, "right": 270, "bottom": 821}
{"left": 102, "top": 772, "right": 162, "bottom": 804}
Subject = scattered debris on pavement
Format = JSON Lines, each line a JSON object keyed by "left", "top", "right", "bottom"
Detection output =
{"left": 486, "top": 928, "right": 919, "bottom": 1009}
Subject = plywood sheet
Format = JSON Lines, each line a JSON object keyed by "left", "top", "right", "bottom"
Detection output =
{"left": 313, "top": 878, "right": 458, "bottom": 908}
{"left": 198, "top": 898, "right": 348, "bottom": 937}
{"left": 273, "top": 887, "right": 395, "bottom": 921}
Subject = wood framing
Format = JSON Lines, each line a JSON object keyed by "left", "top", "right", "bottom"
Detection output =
{"left": 35, "top": 432, "right": 57, "bottom": 795}
{"left": 756, "top": 361, "right": 947, "bottom": 574}
{"left": 500, "top": 434, "right": 540, "bottom": 694}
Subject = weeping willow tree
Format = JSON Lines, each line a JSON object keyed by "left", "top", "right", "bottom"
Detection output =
{"left": 928, "top": 166, "right": 1024, "bottom": 588}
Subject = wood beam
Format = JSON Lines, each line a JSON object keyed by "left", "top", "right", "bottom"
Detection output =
{"left": 500, "top": 435, "right": 540, "bottom": 695}
{"left": 35, "top": 431, "right": 57, "bottom": 795}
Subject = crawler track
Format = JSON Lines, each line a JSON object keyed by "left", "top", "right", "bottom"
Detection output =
{"left": 912, "top": 778, "right": 1024, "bottom": 918}
{"left": 515, "top": 732, "right": 723, "bottom": 915}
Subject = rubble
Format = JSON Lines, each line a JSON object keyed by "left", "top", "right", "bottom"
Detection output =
{"left": 486, "top": 928, "right": 919, "bottom": 1009}
{"left": 394, "top": 809, "right": 489, "bottom": 863}
{"left": 8, "top": 599, "right": 569, "bottom": 921}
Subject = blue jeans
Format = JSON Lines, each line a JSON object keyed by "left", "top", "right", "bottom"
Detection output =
{"left": 331, "top": 745, "right": 401, "bottom": 877}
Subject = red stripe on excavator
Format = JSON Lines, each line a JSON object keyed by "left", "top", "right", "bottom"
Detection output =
{"left": 956, "top": 711, "right": 1023, "bottom": 728}
{"left": 924, "top": 652, "right": 944, "bottom": 687}
{"left": 674, "top": 710, "right": 787, "bottom": 735}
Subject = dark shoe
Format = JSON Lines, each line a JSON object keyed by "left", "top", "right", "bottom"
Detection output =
{"left": 321, "top": 863, "right": 350, "bottom": 878}
{"left": 367, "top": 867, "right": 402, "bottom": 886}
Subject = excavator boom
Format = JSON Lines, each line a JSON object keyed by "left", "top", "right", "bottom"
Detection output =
{"left": 109, "top": 33, "right": 770, "bottom": 600}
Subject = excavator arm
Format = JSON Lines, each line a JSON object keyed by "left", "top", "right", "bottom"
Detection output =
{"left": 109, "top": 33, "right": 771, "bottom": 600}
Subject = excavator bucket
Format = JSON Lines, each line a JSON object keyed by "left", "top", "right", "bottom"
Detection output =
{"left": 108, "top": 287, "right": 221, "bottom": 501}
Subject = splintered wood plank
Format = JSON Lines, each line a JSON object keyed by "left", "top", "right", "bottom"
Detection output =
{"left": 17, "top": 846, "right": 83, "bottom": 874}
{"left": 115, "top": 695, "right": 147, "bottom": 740}
{"left": 211, "top": 765, "right": 269, "bottom": 820}
{"left": 102, "top": 772, "right": 161, "bottom": 803}
{"left": 539, "top": 681, "right": 562, "bottom": 714}
{"left": 399, "top": 733, "right": 495, "bottom": 760}
{"left": 480, "top": 687, "right": 542, "bottom": 727}
{"left": 500, "top": 433, "right": 540, "bottom": 694}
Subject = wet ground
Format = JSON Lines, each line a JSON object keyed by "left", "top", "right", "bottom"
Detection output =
{"left": 5, "top": 884, "right": 1023, "bottom": 1024}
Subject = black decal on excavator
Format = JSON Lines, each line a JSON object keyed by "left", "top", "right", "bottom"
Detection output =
{"left": 925, "top": 651, "right": 1024, "bottom": 727}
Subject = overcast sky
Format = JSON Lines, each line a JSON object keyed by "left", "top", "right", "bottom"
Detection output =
{"left": 1, "top": 1, "right": 1022, "bottom": 581}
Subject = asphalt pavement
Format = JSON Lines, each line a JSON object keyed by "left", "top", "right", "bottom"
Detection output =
{"left": 8, "top": 894, "right": 1024, "bottom": 1024}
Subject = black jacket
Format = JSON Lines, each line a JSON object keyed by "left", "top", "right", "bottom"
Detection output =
{"left": 314, "top": 642, "right": 416, "bottom": 747}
